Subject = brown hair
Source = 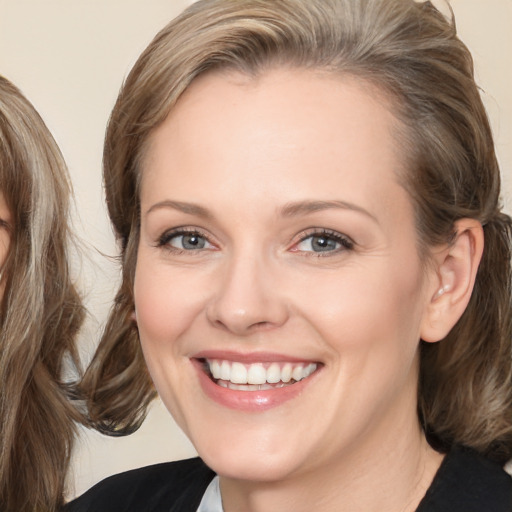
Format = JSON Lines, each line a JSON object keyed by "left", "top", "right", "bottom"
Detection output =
{"left": 83, "top": 0, "right": 512, "bottom": 463}
{"left": 0, "top": 76, "right": 85, "bottom": 511}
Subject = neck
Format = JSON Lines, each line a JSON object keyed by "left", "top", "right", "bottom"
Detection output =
{"left": 219, "top": 416, "right": 444, "bottom": 512}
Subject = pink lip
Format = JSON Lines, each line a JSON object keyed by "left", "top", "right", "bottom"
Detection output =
{"left": 191, "top": 354, "right": 320, "bottom": 412}
{"left": 193, "top": 350, "right": 312, "bottom": 364}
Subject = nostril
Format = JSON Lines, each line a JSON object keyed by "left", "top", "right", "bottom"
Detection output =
{"left": 249, "top": 320, "right": 273, "bottom": 331}
{"left": 209, "top": 317, "right": 276, "bottom": 334}
{"left": 206, "top": 293, "right": 289, "bottom": 334}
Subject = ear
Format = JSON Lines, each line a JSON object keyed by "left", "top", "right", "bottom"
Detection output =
{"left": 420, "top": 219, "right": 484, "bottom": 343}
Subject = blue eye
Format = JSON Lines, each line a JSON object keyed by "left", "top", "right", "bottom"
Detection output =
{"left": 294, "top": 231, "right": 353, "bottom": 254}
{"left": 159, "top": 231, "right": 213, "bottom": 251}
{"left": 172, "top": 233, "right": 206, "bottom": 250}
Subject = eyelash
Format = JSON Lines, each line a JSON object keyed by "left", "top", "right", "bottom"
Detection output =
{"left": 156, "top": 227, "right": 215, "bottom": 255}
{"left": 292, "top": 229, "right": 354, "bottom": 256}
{"left": 156, "top": 227, "right": 354, "bottom": 257}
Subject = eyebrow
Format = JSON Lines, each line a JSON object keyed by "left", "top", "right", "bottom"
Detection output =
{"left": 280, "top": 200, "right": 378, "bottom": 223}
{"left": 146, "top": 200, "right": 212, "bottom": 218}
{"left": 146, "top": 199, "right": 378, "bottom": 224}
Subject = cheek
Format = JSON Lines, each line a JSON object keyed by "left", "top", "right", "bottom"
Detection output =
{"left": 294, "top": 258, "right": 427, "bottom": 359}
{"left": 133, "top": 254, "right": 207, "bottom": 351}
{"left": 299, "top": 262, "right": 426, "bottom": 426}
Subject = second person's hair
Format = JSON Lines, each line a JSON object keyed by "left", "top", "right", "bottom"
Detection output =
{"left": 0, "top": 76, "right": 85, "bottom": 512}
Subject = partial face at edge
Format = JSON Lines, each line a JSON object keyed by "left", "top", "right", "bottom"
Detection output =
{"left": 133, "top": 68, "right": 439, "bottom": 482}
{"left": 0, "top": 191, "right": 11, "bottom": 299}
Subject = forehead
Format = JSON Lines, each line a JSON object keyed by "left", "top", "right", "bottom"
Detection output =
{"left": 140, "top": 67, "right": 413, "bottom": 230}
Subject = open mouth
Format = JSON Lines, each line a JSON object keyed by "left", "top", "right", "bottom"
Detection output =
{"left": 201, "top": 358, "right": 318, "bottom": 391}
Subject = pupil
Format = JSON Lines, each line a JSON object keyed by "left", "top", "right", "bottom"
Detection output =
{"left": 312, "top": 236, "right": 335, "bottom": 252}
{"left": 183, "top": 234, "right": 205, "bottom": 249}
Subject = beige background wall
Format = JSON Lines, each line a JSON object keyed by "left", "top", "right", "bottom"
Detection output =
{"left": 0, "top": 0, "right": 510, "bottom": 500}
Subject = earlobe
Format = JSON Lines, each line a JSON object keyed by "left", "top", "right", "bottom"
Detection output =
{"left": 421, "top": 219, "right": 484, "bottom": 343}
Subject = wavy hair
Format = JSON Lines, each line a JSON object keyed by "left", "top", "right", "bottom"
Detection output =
{"left": 82, "top": 0, "right": 512, "bottom": 463}
{"left": 0, "top": 76, "right": 85, "bottom": 511}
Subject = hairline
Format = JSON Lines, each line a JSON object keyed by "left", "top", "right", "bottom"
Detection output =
{"left": 132, "top": 62, "right": 434, "bottom": 266}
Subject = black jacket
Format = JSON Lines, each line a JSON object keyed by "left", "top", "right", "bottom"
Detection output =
{"left": 66, "top": 447, "right": 512, "bottom": 511}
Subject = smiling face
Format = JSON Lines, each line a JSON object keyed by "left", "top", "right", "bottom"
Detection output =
{"left": 134, "top": 68, "right": 439, "bottom": 483}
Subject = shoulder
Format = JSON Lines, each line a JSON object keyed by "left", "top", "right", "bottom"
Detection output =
{"left": 417, "top": 446, "right": 512, "bottom": 512}
{"left": 65, "top": 457, "right": 215, "bottom": 512}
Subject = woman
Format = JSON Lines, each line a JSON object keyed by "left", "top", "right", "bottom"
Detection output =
{"left": 0, "top": 76, "right": 85, "bottom": 511}
{"left": 70, "top": 0, "right": 512, "bottom": 510}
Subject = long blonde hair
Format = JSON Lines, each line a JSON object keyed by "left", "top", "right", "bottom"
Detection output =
{"left": 83, "top": 0, "right": 512, "bottom": 463}
{"left": 0, "top": 76, "right": 84, "bottom": 511}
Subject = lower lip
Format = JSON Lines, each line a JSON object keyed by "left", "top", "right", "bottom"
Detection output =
{"left": 193, "top": 360, "right": 318, "bottom": 412}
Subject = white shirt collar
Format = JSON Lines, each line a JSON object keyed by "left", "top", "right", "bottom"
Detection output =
{"left": 197, "top": 475, "right": 224, "bottom": 512}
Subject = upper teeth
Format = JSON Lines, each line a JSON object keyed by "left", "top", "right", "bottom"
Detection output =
{"left": 207, "top": 359, "right": 317, "bottom": 385}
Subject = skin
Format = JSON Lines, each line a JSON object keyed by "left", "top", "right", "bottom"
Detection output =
{"left": 0, "top": 192, "right": 11, "bottom": 299}
{"left": 134, "top": 68, "right": 448, "bottom": 511}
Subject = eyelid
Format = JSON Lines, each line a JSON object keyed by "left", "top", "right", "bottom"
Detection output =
{"left": 0, "top": 219, "right": 12, "bottom": 232}
{"left": 156, "top": 226, "right": 217, "bottom": 252}
{"left": 290, "top": 228, "right": 355, "bottom": 254}
{"left": 154, "top": 226, "right": 353, "bottom": 256}
{"left": 157, "top": 226, "right": 201, "bottom": 244}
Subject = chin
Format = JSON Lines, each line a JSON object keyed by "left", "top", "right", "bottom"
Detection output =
{"left": 201, "top": 446, "right": 303, "bottom": 483}
{"left": 174, "top": 402, "right": 317, "bottom": 483}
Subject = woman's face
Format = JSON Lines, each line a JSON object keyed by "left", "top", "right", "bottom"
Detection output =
{"left": 135, "top": 68, "right": 438, "bottom": 482}
{"left": 0, "top": 192, "right": 11, "bottom": 298}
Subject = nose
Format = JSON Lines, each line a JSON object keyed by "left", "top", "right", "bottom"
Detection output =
{"left": 206, "top": 253, "right": 289, "bottom": 336}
